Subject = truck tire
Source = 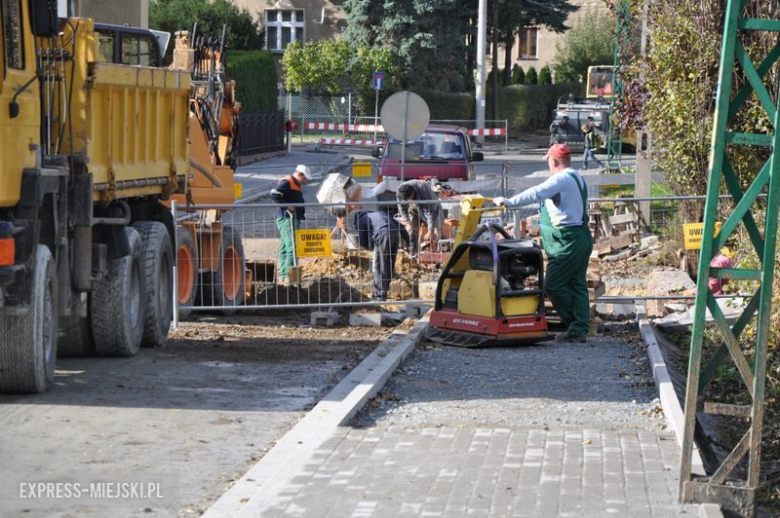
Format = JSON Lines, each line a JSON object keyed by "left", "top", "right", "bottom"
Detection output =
{"left": 0, "top": 245, "right": 58, "bottom": 393}
{"left": 133, "top": 221, "right": 173, "bottom": 347}
{"left": 175, "top": 226, "right": 198, "bottom": 319}
{"left": 91, "top": 227, "right": 145, "bottom": 357}
{"left": 199, "top": 226, "right": 246, "bottom": 312}
{"left": 58, "top": 311, "right": 94, "bottom": 357}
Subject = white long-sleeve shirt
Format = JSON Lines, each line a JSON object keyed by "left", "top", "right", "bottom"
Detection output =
{"left": 503, "top": 168, "right": 587, "bottom": 227}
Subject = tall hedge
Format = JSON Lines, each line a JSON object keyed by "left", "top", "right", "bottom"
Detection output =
{"left": 490, "top": 82, "right": 579, "bottom": 133}
{"left": 363, "top": 89, "right": 474, "bottom": 121}
{"left": 419, "top": 91, "right": 474, "bottom": 120}
{"left": 228, "top": 51, "right": 278, "bottom": 112}
{"left": 360, "top": 83, "right": 577, "bottom": 133}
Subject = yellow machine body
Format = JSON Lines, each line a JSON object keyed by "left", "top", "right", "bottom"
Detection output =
{"left": 440, "top": 195, "right": 489, "bottom": 299}
{"left": 0, "top": 0, "right": 41, "bottom": 207}
{"left": 427, "top": 196, "right": 550, "bottom": 348}
{"left": 457, "top": 271, "right": 538, "bottom": 318}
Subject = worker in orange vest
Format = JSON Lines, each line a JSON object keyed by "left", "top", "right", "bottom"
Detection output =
{"left": 270, "top": 165, "right": 313, "bottom": 282}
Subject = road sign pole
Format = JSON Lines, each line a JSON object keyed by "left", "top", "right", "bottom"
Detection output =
{"left": 401, "top": 91, "right": 408, "bottom": 182}
{"left": 374, "top": 89, "right": 379, "bottom": 141}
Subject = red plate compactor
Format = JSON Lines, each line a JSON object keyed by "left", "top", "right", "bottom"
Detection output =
{"left": 426, "top": 197, "right": 551, "bottom": 347}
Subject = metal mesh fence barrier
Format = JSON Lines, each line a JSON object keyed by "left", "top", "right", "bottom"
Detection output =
{"left": 172, "top": 200, "right": 450, "bottom": 315}
{"left": 171, "top": 193, "right": 721, "bottom": 316}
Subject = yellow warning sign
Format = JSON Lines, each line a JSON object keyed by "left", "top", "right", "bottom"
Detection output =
{"left": 352, "top": 161, "right": 372, "bottom": 177}
{"left": 683, "top": 222, "right": 722, "bottom": 250}
{"left": 295, "top": 229, "right": 332, "bottom": 257}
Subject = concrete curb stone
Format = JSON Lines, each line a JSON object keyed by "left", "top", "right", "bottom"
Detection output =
{"left": 635, "top": 303, "right": 723, "bottom": 518}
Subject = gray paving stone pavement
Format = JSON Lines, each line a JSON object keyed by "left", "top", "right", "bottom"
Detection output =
{"left": 241, "top": 325, "right": 704, "bottom": 517}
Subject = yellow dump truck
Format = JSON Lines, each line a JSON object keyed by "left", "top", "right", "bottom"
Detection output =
{"left": 87, "top": 22, "right": 247, "bottom": 315}
{"left": 0, "top": 2, "right": 190, "bottom": 392}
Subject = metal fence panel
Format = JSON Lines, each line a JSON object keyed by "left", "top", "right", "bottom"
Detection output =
{"left": 237, "top": 110, "right": 285, "bottom": 156}
{"left": 174, "top": 200, "right": 450, "bottom": 315}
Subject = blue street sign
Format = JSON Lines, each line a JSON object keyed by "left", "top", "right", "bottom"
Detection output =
{"left": 372, "top": 71, "right": 385, "bottom": 91}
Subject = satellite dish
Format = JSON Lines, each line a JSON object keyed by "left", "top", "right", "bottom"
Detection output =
{"left": 380, "top": 91, "right": 430, "bottom": 141}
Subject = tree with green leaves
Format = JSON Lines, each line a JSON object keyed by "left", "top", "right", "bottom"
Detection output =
{"left": 282, "top": 40, "right": 351, "bottom": 94}
{"left": 487, "top": 0, "right": 577, "bottom": 119}
{"left": 620, "top": 0, "right": 780, "bottom": 444}
{"left": 551, "top": 9, "right": 615, "bottom": 84}
{"left": 341, "top": 0, "right": 471, "bottom": 92}
{"left": 538, "top": 65, "right": 553, "bottom": 85}
{"left": 150, "top": 0, "right": 263, "bottom": 55}
{"left": 281, "top": 38, "right": 397, "bottom": 111}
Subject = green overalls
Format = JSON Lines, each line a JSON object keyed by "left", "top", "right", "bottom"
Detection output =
{"left": 540, "top": 172, "right": 593, "bottom": 337}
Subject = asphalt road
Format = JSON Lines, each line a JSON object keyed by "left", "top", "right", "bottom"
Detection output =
{"left": 233, "top": 142, "right": 636, "bottom": 201}
{"left": 0, "top": 315, "right": 390, "bottom": 517}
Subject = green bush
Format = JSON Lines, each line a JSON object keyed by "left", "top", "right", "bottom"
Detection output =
{"left": 511, "top": 65, "right": 525, "bottom": 85}
{"left": 487, "top": 68, "right": 507, "bottom": 86}
{"left": 538, "top": 65, "right": 553, "bottom": 85}
{"left": 490, "top": 82, "right": 579, "bottom": 133}
{"left": 229, "top": 50, "right": 279, "bottom": 112}
{"left": 525, "top": 66, "right": 538, "bottom": 85}
{"left": 419, "top": 90, "right": 474, "bottom": 119}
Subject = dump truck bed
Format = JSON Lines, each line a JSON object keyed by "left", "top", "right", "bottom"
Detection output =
{"left": 60, "top": 19, "right": 190, "bottom": 202}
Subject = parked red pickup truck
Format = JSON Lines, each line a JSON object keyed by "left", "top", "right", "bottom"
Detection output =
{"left": 372, "top": 125, "right": 484, "bottom": 181}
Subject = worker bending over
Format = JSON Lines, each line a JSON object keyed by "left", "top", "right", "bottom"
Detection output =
{"left": 494, "top": 144, "right": 593, "bottom": 342}
{"left": 354, "top": 210, "right": 410, "bottom": 301}
{"left": 396, "top": 179, "right": 441, "bottom": 260}
{"left": 270, "top": 164, "right": 312, "bottom": 283}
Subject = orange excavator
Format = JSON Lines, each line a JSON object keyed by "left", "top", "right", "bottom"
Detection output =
{"left": 167, "top": 26, "right": 246, "bottom": 313}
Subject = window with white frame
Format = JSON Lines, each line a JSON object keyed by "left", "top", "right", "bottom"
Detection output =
{"left": 265, "top": 9, "right": 304, "bottom": 52}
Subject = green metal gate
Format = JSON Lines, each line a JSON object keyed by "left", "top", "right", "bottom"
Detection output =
{"left": 606, "top": 0, "right": 632, "bottom": 167}
{"left": 679, "top": 1, "right": 780, "bottom": 516}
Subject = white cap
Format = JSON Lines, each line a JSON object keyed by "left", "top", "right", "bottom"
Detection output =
{"left": 296, "top": 164, "right": 313, "bottom": 180}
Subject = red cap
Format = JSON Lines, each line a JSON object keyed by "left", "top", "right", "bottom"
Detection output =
{"left": 544, "top": 143, "right": 571, "bottom": 160}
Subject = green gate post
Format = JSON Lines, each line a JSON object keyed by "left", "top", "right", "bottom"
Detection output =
{"left": 679, "top": 0, "right": 780, "bottom": 516}
{"left": 606, "top": 0, "right": 631, "bottom": 169}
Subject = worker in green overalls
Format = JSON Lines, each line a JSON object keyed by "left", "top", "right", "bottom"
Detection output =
{"left": 270, "top": 165, "right": 313, "bottom": 283}
{"left": 494, "top": 144, "right": 593, "bottom": 342}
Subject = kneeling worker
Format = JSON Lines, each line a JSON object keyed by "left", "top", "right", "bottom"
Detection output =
{"left": 354, "top": 210, "right": 410, "bottom": 301}
{"left": 494, "top": 144, "right": 592, "bottom": 342}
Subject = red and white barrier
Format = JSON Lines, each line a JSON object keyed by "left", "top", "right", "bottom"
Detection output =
{"left": 468, "top": 128, "right": 506, "bottom": 136}
{"left": 306, "top": 122, "right": 384, "bottom": 132}
{"left": 318, "top": 138, "right": 385, "bottom": 147}
{"left": 306, "top": 122, "right": 506, "bottom": 136}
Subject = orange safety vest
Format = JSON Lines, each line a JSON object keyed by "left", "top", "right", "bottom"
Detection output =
{"left": 281, "top": 174, "right": 301, "bottom": 191}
